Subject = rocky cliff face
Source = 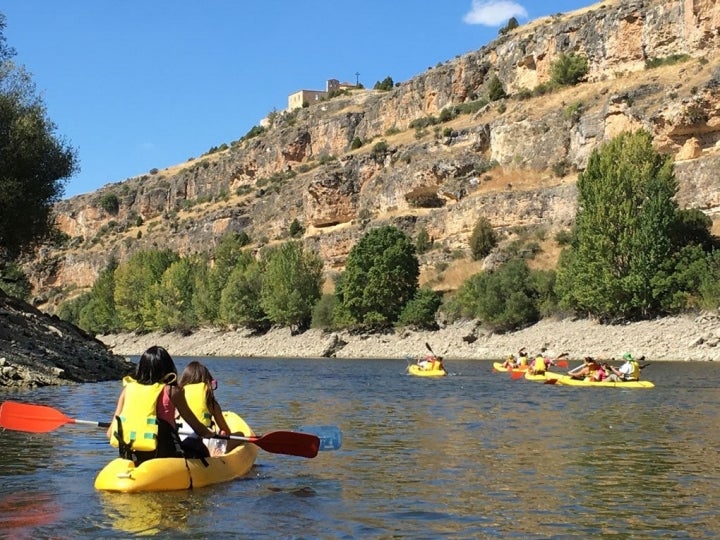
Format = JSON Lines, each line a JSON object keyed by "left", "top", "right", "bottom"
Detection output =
{"left": 28, "top": 0, "right": 720, "bottom": 309}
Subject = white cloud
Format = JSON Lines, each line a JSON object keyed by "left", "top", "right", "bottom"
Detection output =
{"left": 463, "top": 0, "right": 528, "bottom": 26}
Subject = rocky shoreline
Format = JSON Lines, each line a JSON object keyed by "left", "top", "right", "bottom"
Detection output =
{"left": 0, "top": 291, "right": 134, "bottom": 389}
{"left": 99, "top": 312, "right": 720, "bottom": 363}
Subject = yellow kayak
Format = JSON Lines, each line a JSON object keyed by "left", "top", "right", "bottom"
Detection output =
{"left": 492, "top": 362, "right": 527, "bottom": 373}
{"left": 524, "top": 370, "right": 563, "bottom": 382}
{"left": 552, "top": 376, "right": 655, "bottom": 388}
{"left": 94, "top": 411, "right": 258, "bottom": 492}
{"left": 407, "top": 364, "right": 447, "bottom": 377}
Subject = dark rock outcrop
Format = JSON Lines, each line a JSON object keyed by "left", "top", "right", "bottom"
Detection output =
{"left": 0, "top": 290, "right": 134, "bottom": 388}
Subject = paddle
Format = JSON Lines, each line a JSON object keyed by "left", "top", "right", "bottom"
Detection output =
{"left": 0, "top": 401, "right": 337, "bottom": 459}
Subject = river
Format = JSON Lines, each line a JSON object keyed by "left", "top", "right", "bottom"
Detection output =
{"left": 0, "top": 358, "right": 718, "bottom": 538}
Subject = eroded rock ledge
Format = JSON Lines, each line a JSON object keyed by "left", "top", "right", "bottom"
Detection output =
{"left": 0, "top": 291, "right": 134, "bottom": 389}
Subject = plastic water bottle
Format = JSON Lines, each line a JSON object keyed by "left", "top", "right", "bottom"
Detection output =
{"left": 298, "top": 425, "right": 342, "bottom": 451}
{"left": 208, "top": 437, "right": 227, "bottom": 456}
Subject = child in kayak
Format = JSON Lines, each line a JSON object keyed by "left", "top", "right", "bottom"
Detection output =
{"left": 107, "top": 346, "right": 215, "bottom": 465}
{"left": 178, "top": 361, "right": 236, "bottom": 456}
{"left": 417, "top": 354, "right": 443, "bottom": 371}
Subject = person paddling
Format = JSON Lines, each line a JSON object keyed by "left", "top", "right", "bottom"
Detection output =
{"left": 606, "top": 353, "right": 641, "bottom": 382}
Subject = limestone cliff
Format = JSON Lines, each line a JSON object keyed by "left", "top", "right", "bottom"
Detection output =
{"left": 27, "top": 0, "right": 720, "bottom": 309}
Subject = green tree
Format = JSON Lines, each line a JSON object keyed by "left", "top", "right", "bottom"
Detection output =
{"left": 99, "top": 193, "right": 120, "bottom": 215}
{"left": 0, "top": 14, "right": 77, "bottom": 263}
{"left": 152, "top": 256, "right": 202, "bottom": 332}
{"left": 219, "top": 261, "right": 267, "bottom": 329}
{"left": 373, "top": 76, "right": 394, "bottom": 91}
{"left": 550, "top": 52, "right": 589, "bottom": 86}
{"left": 113, "top": 249, "right": 178, "bottom": 331}
{"left": 470, "top": 216, "right": 498, "bottom": 260}
{"left": 260, "top": 241, "right": 324, "bottom": 330}
{"left": 555, "top": 130, "right": 680, "bottom": 320}
{"left": 398, "top": 287, "right": 442, "bottom": 329}
{"left": 416, "top": 227, "right": 432, "bottom": 254}
{"left": 499, "top": 17, "right": 519, "bottom": 35}
{"left": 336, "top": 226, "right": 419, "bottom": 326}
{"left": 0, "top": 260, "right": 31, "bottom": 299}
{"left": 289, "top": 218, "right": 304, "bottom": 238}
{"left": 447, "top": 259, "right": 539, "bottom": 332}
{"left": 77, "top": 258, "right": 120, "bottom": 333}
{"left": 196, "top": 232, "right": 253, "bottom": 323}
{"left": 311, "top": 293, "right": 337, "bottom": 329}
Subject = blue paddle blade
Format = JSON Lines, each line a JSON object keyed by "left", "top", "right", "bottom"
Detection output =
{"left": 298, "top": 425, "right": 342, "bottom": 451}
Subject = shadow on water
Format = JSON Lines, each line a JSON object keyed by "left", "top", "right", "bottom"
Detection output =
{"left": 0, "top": 358, "right": 719, "bottom": 537}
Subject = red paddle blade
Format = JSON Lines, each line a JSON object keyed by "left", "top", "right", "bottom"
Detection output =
{"left": 250, "top": 431, "right": 320, "bottom": 458}
{"left": 556, "top": 360, "right": 569, "bottom": 368}
{"left": 510, "top": 370, "right": 525, "bottom": 380}
{"left": 0, "top": 401, "right": 74, "bottom": 433}
{"left": 544, "top": 378, "right": 558, "bottom": 385}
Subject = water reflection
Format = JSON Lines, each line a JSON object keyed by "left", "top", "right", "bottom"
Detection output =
{"left": 0, "top": 491, "right": 60, "bottom": 536}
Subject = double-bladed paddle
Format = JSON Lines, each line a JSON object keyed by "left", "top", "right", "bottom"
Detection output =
{"left": 0, "top": 401, "right": 340, "bottom": 459}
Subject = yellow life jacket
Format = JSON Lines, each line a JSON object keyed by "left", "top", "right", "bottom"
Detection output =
{"left": 534, "top": 356, "right": 547, "bottom": 372}
{"left": 628, "top": 360, "right": 640, "bottom": 380}
{"left": 110, "top": 376, "right": 166, "bottom": 452}
{"left": 518, "top": 355, "right": 528, "bottom": 367}
{"left": 183, "top": 382, "right": 214, "bottom": 429}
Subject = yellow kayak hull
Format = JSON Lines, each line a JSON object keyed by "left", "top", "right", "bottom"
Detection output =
{"left": 523, "top": 370, "right": 563, "bottom": 382}
{"left": 407, "top": 364, "right": 447, "bottom": 377}
{"left": 554, "top": 376, "right": 655, "bottom": 388}
{"left": 492, "top": 362, "right": 527, "bottom": 373}
{"left": 94, "top": 412, "right": 258, "bottom": 492}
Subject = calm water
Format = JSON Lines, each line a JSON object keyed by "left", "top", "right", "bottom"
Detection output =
{"left": 0, "top": 358, "right": 719, "bottom": 539}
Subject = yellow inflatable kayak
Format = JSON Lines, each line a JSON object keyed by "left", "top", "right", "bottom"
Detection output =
{"left": 407, "top": 364, "right": 447, "bottom": 377}
{"left": 492, "top": 362, "right": 527, "bottom": 373}
{"left": 94, "top": 411, "right": 258, "bottom": 492}
{"left": 523, "top": 370, "right": 563, "bottom": 382}
{"left": 552, "top": 375, "right": 655, "bottom": 388}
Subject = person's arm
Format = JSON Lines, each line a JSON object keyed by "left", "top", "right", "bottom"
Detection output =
{"left": 210, "top": 400, "right": 232, "bottom": 434}
{"left": 169, "top": 386, "right": 215, "bottom": 438}
{"left": 107, "top": 388, "right": 126, "bottom": 438}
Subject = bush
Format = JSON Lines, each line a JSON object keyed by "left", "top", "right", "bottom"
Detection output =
{"left": 350, "top": 137, "right": 363, "bottom": 150}
{"left": 373, "top": 76, "right": 394, "bottom": 91}
{"left": 311, "top": 294, "right": 337, "bottom": 329}
{"left": 100, "top": 193, "right": 120, "bottom": 215}
{"left": 289, "top": 218, "right": 304, "bottom": 238}
{"left": 550, "top": 53, "right": 589, "bottom": 86}
{"left": 469, "top": 217, "right": 498, "bottom": 260}
{"left": 488, "top": 75, "right": 506, "bottom": 101}
{"left": 398, "top": 288, "right": 442, "bottom": 330}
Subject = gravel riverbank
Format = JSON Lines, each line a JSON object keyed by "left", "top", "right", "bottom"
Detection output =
{"left": 99, "top": 313, "right": 720, "bottom": 362}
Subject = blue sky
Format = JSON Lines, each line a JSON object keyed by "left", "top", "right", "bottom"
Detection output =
{"left": 3, "top": 1, "right": 591, "bottom": 199}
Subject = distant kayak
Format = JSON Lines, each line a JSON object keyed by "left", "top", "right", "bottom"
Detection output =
{"left": 492, "top": 362, "right": 527, "bottom": 373}
{"left": 551, "top": 375, "right": 655, "bottom": 388}
{"left": 407, "top": 364, "right": 447, "bottom": 377}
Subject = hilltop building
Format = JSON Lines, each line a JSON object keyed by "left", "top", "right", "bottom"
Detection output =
{"left": 287, "top": 79, "right": 357, "bottom": 110}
